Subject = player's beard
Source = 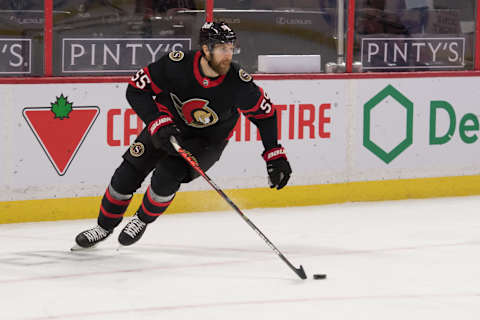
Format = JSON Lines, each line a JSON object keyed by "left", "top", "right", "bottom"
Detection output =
{"left": 207, "top": 53, "right": 231, "bottom": 76}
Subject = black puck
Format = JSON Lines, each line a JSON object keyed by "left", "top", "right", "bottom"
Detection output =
{"left": 313, "top": 274, "right": 327, "bottom": 280}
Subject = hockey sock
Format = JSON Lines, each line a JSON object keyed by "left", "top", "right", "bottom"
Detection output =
{"left": 97, "top": 184, "right": 132, "bottom": 230}
{"left": 136, "top": 186, "right": 174, "bottom": 224}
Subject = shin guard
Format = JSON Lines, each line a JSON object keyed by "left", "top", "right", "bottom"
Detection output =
{"left": 97, "top": 184, "right": 132, "bottom": 230}
{"left": 137, "top": 186, "right": 174, "bottom": 223}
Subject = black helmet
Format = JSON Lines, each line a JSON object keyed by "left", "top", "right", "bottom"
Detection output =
{"left": 199, "top": 22, "right": 237, "bottom": 48}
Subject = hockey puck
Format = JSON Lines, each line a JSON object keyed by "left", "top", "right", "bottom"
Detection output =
{"left": 313, "top": 274, "right": 327, "bottom": 280}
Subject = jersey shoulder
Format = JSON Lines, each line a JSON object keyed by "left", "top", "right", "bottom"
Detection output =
{"left": 228, "top": 63, "right": 264, "bottom": 109}
{"left": 149, "top": 50, "right": 195, "bottom": 81}
{"left": 229, "top": 62, "right": 254, "bottom": 84}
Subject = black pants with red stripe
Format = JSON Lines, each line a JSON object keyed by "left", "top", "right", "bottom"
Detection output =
{"left": 97, "top": 129, "right": 228, "bottom": 230}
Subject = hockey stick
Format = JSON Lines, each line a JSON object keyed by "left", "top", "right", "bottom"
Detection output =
{"left": 170, "top": 136, "right": 307, "bottom": 280}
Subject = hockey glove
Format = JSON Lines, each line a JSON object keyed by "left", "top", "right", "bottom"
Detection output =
{"left": 262, "top": 145, "right": 292, "bottom": 190}
{"left": 148, "top": 115, "right": 180, "bottom": 155}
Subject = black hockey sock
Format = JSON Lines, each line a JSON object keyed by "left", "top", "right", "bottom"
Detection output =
{"left": 136, "top": 186, "right": 174, "bottom": 224}
{"left": 97, "top": 185, "right": 132, "bottom": 230}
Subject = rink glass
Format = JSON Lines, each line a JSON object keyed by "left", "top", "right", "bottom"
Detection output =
{"left": 0, "top": 1, "right": 45, "bottom": 76}
{"left": 354, "top": 0, "right": 476, "bottom": 71}
{"left": 0, "top": 0, "right": 478, "bottom": 76}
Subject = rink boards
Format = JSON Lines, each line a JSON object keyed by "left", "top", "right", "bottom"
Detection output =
{"left": 2, "top": 75, "right": 480, "bottom": 222}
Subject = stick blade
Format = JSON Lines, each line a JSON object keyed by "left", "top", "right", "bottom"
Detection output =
{"left": 296, "top": 265, "right": 307, "bottom": 280}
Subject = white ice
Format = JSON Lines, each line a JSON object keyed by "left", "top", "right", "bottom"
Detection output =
{"left": 0, "top": 195, "right": 479, "bottom": 320}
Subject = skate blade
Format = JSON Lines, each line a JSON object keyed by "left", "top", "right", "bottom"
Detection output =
{"left": 70, "top": 244, "right": 95, "bottom": 251}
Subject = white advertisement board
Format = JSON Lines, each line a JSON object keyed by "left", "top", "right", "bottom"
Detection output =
{"left": 2, "top": 76, "right": 480, "bottom": 202}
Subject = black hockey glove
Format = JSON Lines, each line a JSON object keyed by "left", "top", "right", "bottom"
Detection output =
{"left": 262, "top": 145, "right": 292, "bottom": 190}
{"left": 148, "top": 115, "right": 180, "bottom": 155}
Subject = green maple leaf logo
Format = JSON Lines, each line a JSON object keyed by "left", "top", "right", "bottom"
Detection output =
{"left": 51, "top": 94, "right": 73, "bottom": 119}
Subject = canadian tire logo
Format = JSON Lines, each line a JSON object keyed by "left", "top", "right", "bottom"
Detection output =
{"left": 22, "top": 94, "right": 99, "bottom": 176}
{"left": 363, "top": 85, "right": 413, "bottom": 164}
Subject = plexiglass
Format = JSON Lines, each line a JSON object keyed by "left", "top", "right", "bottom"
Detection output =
{"left": 355, "top": 0, "right": 476, "bottom": 71}
{"left": 0, "top": 1, "right": 44, "bottom": 76}
{"left": 52, "top": 0, "right": 339, "bottom": 75}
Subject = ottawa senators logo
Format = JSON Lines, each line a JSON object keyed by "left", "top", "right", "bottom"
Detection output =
{"left": 239, "top": 69, "right": 252, "bottom": 82}
{"left": 169, "top": 51, "right": 184, "bottom": 62}
{"left": 170, "top": 93, "right": 219, "bottom": 128}
{"left": 129, "top": 142, "right": 145, "bottom": 157}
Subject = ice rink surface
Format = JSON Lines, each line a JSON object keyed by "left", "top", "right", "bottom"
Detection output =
{"left": 1, "top": 195, "right": 479, "bottom": 320}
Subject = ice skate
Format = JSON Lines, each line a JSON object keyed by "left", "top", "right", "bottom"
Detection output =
{"left": 118, "top": 214, "right": 148, "bottom": 246}
{"left": 71, "top": 225, "right": 112, "bottom": 250}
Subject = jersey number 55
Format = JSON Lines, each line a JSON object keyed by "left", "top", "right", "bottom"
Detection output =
{"left": 131, "top": 69, "right": 151, "bottom": 90}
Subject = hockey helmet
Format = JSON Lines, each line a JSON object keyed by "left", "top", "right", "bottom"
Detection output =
{"left": 199, "top": 22, "right": 237, "bottom": 48}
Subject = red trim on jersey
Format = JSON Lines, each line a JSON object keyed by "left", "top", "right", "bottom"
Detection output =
{"left": 100, "top": 206, "right": 124, "bottom": 218}
{"left": 127, "top": 79, "right": 137, "bottom": 88}
{"left": 239, "top": 87, "right": 275, "bottom": 119}
{"left": 227, "top": 128, "right": 235, "bottom": 140}
{"left": 248, "top": 112, "right": 274, "bottom": 120}
{"left": 155, "top": 102, "right": 173, "bottom": 117}
{"left": 144, "top": 67, "right": 163, "bottom": 94}
{"left": 193, "top": 51, "right": 227, "bottom": 88}
{"left": 239, "top": 87, "right": 264, "bottom": 114}
{"left": 105, "top": 188, "right": 131, "bottom": 206}
{"left": 146, "top": 187, "right": 173, "bottom": 207}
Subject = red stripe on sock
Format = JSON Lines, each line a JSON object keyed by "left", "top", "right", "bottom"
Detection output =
{"left": 141, "top": 202, "right": 165, "bottom": 217}
{"left": 100, "top": 205, "right": 125, "bottom": 219}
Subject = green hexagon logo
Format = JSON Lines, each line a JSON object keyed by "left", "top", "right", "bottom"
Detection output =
{"left": 363, "top": 85, "right": 413, "bottom": 164}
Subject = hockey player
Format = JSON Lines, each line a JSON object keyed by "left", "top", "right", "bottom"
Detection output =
{"left": 73, "top": 21, "right": 292, "bottom": 249}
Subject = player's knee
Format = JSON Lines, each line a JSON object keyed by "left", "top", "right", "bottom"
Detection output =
{"left": 150, "top": 158, "right": 187, "bottom": 195}
{"left": 150, "top": 173, "right": 181, "bottom": 196}
{"left": 110, "top": 160, "right": 146, "bottom": 195}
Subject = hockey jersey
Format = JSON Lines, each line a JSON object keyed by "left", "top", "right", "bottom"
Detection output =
{"left": 126, "top": 50, "right": 279, "bottom": 149}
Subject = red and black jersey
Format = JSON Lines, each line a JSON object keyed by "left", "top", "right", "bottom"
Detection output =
{"left": 126, "top": 50, "right": 278, "bottom": 149}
